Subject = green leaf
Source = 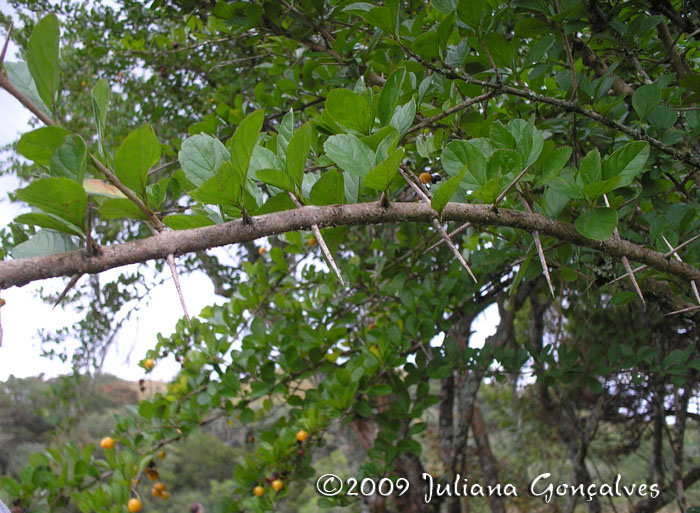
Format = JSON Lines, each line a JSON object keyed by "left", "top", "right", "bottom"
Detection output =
{"left": 601, "top": 141, "right": 649, "bottom": 187}
{"left": 582, "top": 176, "right": 620, "bottom": 200}
{"left": 579, "top": 148, "right": 601, "bottom": 186}
{"left": 441, "top": 140, "right": 486, "bottom": 187}
{"left": 255, "top": 192, "right": 297, "bottom": 215}
{"left": 286, "top": 122, "right": 313, "bottom": 189}
{"left": 390, "top": 98, "right": 416, "bottom": 137}
{"left": 27, "top": 13, "right": 60, "bottom": 109}
{"left": 12, "top": 229, "right": 78, "bottom": 259}
{"left": 362, "top": 6, "right": 394, "bottom": 34}
{"left": 310, "top": 170, "right": 345, "bottom": 205}
{"left": 325, "top": 89, "right": 372, "bottom": 134}
{"left": 378, "top": 68, "right": 406, "bottom": 126}
{"left": 257, "top": 168, "right": 296, "bottom": 193}
{"left": 456, "top": 0, "right": 482, "bottom": 28}
{"left": 5, "top": 61, "right": 52, "bottom": 117}
{"left": 14, "top": 212, "right": 84, "bottom": 237}
{"left": 536, "top": 146, "right": 571, "bottom": 186}
{"left": 228, "top": 110, "right": 265, "bottom": 188}
{"left": 632, "top": 84, "right": 661, "bottom": 121}
{"left": 91, "top": 79, "right": 110, "bottom": 149}
{"left": 509, "top": 118, "right": 543, "bottom": 166}
{"left": 98, "top": 198, "right": 149, "bottom": 220}
{"left": 323, "top": 134, "right": 375, "bottom": 177}
{"left": 524, "top": 34, "right": 555, "bottom": 66}
{"left": 364, "top": 148, "right": 404, "bottom": 191}
{"left": 648, "top": 105, "right": 677, "bottom": 131}
{"left": 574, "top": 207, "right": 618, "bottom": 241}
{"left": 412, "top": 30, "right": 439, "bottom": 60}
{"left": 489, "top": 122, "right": 516, "bottom": 149}
{"left": 16, "top": 126, "right": 69, "bottom": 166}
{"left": 178, "top": 134, "right": 230, "bottom": 187}
{"left": 114, "top": 124, "right": 161, "bottom": 196}
{"left": 432, "top": 166, "right": 467, "bottom": 214}
{"left": 50, "top": 135, "right": 87, "bottom": 183}
{"left": 191, "top": 162, "right": 242, "bottom": 207}
{"left": 16, "top": 177, "right": 86, "bottom": 231}
{"left": 163, "top": 214, "right": 216, "bottom": 230}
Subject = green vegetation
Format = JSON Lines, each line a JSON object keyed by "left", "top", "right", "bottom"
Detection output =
{"left": 1, "top": 0, "right": 700, "bottom": 512}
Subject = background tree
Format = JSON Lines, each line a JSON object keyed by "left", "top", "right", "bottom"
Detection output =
{"left": 1, "top": 0, "right": 700, "bottom": 512}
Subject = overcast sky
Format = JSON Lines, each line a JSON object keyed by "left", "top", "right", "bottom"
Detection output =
{"left": 0, "top": 3, "right": 497, "bottom": 383}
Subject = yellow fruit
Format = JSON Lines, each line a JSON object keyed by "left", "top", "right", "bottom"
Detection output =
{"left": 160, "top": 491, "right": 170, "bottom": 501}
{"left": 127, "top": 498, "right": 142, "bottom": 513}
{"left": 151, "top": 487, "right": 161, "bottom": 497}
{"left": 368, "top": 323, "right": 376, "bottom": 330}
{"left": 308, "top": 236, "right": 317, "bottom": 247}
{"left": 272, "top": 479, "right": 283, "bottom": 492}
{"left": 100, "top": 437, "right": 115, "bottom": 450}
{"left": 144, "top": 358, "right": 155, "bottom": 370}
{"left": 153, "top": 482, "right": 165, "bottom": 495}
{"left": 258, "top": 247, "right": 267, "bottom": 256}
{"left": 254, "top": 485, "right": 264, "bottom": 497}
{"left": 419, "top": 172, "right": 432, "bottom": 184}
{"left": 157, "top": 450, "right": 166, "bottom": 460}
{"left": 146, "top": 469, "right": 159, "bottom": 481}
{"left": 296, "top": 430, "right": 309, "bottom": 443}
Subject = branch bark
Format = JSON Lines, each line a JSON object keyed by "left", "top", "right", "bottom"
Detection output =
{"left": 3, "top": 201, "right": 700, "bottom": 289}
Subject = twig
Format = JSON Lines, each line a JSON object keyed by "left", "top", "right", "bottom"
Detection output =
{"left": 662, "top": 235, "right": 700, "bottom": 304}
{"left": 166, "top": 254, "right": 190, "bottom": 322}
{"left": 604, "top": 194, "right": 644, "bottom": 305}
{"left": 407, "top": 92, "right": 496, "bottom": 135}
{"left": 517, "top": 184, "right": 554, "bottom": 297}
{"left": 608, "top": 231, "right": 700, "bottom": 285}
{"left": 493, "top": 164, "right": 532, "bottom": 208}
{"left": 399, "top": 166, "right": 477, "bottom": 282}
{"left": 288, "top": 192, "right": 346, "bottom": 287}
{"left": 424, "top": 222, "right": 472, "bottom": 253}
{"left": 664, "top": 305, "right": 700, "bottom": 317}
{"left": 397, "top": 42, "right": 700, "bottom": 170}
{"left": 1, "top": 22, "right": 12, "bottom": 65}
{"left": 53, "top": 274, "right": 83, "bottom": 309}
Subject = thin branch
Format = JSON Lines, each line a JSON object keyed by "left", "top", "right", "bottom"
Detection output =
{"left": 397, "top": 42, "right": 700, "bottom": 170}
{"left": 608, "top": 232, "right": 700, "bottom": 285}
{"left": 493, "top": 164, "right": 532, "bottom": 208}
{"left": 517, "top": 184, "right": 554, "bottom": 297}
{"left": 1, "top": 22, "right": 12, "bottom": 65}
{"left": 662, "top": 235, "right": 700, "bottom": 304}
{"left": 424, "top": 222, "right": 471, "bottom": 254}
{"left": 399, "top": 166, "right": 477, "bottom": 282}
{"left": 288, "top": 192, "right": 345, "bottom": 287}
{"left": 604, "top": 194, "right": 644, "bottom": 305}
{"left": 407, "top": 91, "right": 497, "bottom": 134}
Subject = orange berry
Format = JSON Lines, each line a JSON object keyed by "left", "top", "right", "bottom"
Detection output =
{"left": 157, "top": 450, "right": 166, "bottom": 460}
{"left": 153, "top": 482, "right": 166, "bottom": 494}
{"left": 258, "top": 247, "right": 267, "bottom": 256}
{"left": 368, "top": 323, "right": 376, "bottom": 330}
{"left": 100, "top": 437, "right": 115, "bottom": 450}
{"left": 160, "top": 491, "right": 170, "bottom": 501}
{"left": 144, "top": 358, "right": 155, "bottom": 370}
{"left": 146, "top": 469, "right": 159, "bottom": 481}
{"left": 308, "top": 236, "right": 317, "bottom": 247}
{"left": 127, "top": 498, "right": 142, "bottom": 513}
{"left": 419, "top": 172, "right": 432, "bottom": 184}
{"left": 254, "top": 485, "right": 264, "bottom": 497}
{"left": 296, "top": 430, "right": 309, "bottom": 443}
{"left": 272, "top": 479, "right": 283, "bottom": 492}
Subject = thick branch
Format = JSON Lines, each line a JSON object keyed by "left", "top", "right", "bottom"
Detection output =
{"left": 2, "top": 201, "right": 700, "bottom": 289}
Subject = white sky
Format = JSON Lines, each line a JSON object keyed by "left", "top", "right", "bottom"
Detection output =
{"left": 0, "top": 4, "right": 498, "bottom": 383}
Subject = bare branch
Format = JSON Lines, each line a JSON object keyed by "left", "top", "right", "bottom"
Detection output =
{"left": 407, "top": 91, "right": 496, "bottom": 135}
{"left": 517, "top": 185, "right": 554, "bottom": 297}
{"left": 605, "top": 194, "right": 645, "bottom": 305}
{"left": 3, "top": 202, "right": 700, "bottom": 289}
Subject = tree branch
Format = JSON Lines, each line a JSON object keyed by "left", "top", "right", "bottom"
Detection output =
{"left": 2, "top": 201, "right": 700, "bottom": 289}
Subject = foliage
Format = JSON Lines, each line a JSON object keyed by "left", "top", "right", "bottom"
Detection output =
{"left": 1, "top": 0, "right": 700, "bottom": 512}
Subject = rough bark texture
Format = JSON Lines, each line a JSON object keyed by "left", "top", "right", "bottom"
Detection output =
{"left": 471, "top": 401, "right": 506, "bottom": 513}
{"left": 632, "top": 466, "right": 700, "bottom": 513}
{"left": 3, "top": 202, "right": 700, "bottom": 289}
